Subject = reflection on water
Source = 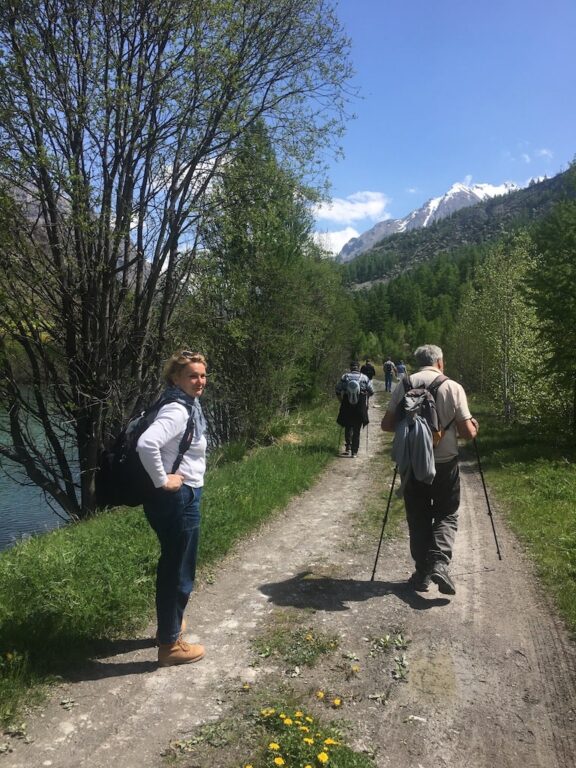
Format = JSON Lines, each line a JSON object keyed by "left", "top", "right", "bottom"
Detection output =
{"left": 0, "top": 469, "right": 63, "bottom": 551}
{"left": 0, "top": 402, "right": 71, "bottom": 551}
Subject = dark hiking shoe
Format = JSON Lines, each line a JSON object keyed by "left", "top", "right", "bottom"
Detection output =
{"left": 430, "top": 562, "right": 456, "bottom": 595}
{"left": 340, "top": 449, "right": 351, "bottom": 457}
{"left": 351, "top": 453, "right": 358, "bottom": 458}
{"left": 408, "top": 571, "right": 430, "bottom": 592}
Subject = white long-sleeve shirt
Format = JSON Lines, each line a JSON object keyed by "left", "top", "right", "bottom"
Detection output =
{"left": 136, "top": 402, "right": 206, "bottom": 489}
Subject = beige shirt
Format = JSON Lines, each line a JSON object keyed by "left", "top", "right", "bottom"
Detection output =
{"left": 386, "top": 366, "right": 472, "bottom": 463}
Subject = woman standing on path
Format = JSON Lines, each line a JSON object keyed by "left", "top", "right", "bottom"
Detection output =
{"left": 137, "top": 350, "right": 208, "bottom": 667}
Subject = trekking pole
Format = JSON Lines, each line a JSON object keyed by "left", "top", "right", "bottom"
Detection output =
{"left": 365, "top": 423, "right": 369, "bottom": 453}
{"left": 370, "top": 464, "right": 398, "bottom": 581}
{"left": 473, "top": 437, "right": 503, "bottom": 561}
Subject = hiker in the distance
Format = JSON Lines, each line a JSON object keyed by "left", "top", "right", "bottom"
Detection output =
{"left": 383, "top": 356, "right": 397, "bottom": 392}
{"left": 360, "top": 358, "right": 376, "bottom": 380}
{"left": 380, "top": 344, "right": 479, "bottom": 595}
{"left": 396, "top": 360, "right": 407, "bottom": 380}
{"left": 137, "top": 350, "right": 208, "bottom": 667}
{"left": 336, "top": 361, "right": 374, "bottom": 457}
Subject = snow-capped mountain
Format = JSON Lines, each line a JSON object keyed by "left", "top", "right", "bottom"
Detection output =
{"left": 337, "top": 181, "right": 519, "bottom": 263}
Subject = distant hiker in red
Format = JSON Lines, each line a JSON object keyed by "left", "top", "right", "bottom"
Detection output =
{"left": 380, "top": 344, "right": 479, "bottom": 595}
{"left": 336, "top": 361, "right": 374, "bottom": 457}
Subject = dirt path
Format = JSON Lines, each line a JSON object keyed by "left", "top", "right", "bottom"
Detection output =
{"left": 5, "top": 388, "right": 576, "bottom": 768}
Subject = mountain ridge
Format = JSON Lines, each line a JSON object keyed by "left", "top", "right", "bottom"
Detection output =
{"left": 342, "top": 168, "right": 576, "bottom": 287}
{"left": 338, "top": 180, "right": 520, "bottom": 263}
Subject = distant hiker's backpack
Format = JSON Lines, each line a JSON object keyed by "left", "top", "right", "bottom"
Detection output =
{"left": 396, "top": 374, "right": 453, "bottom": 447}
{"left": 346, "top": 374, "right": 361, "bottom": 405}
{"left": 95, "top": 397, "right": 194, "bottom": 508}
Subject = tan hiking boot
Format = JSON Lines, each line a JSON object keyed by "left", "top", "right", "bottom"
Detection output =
{"left": 158, "top": 639, "right": 205, "bottom": 667}
{"left": 154, "top": 618, "right": 187, "bottom": 646}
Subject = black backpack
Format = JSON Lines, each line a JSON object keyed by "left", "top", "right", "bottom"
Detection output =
{"left": 396, "top": 374, "right": 454, "bottom": 447}
{"left": 95, "top": 397, "right": 194, "bottom": 508}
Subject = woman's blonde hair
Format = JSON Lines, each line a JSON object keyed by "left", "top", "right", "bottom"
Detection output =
{"left": 163, "top": 350, "right": 207, "bottom": 385}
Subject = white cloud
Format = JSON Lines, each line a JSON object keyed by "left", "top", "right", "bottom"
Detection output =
{"left": 462, "top": 174, "right": 473, "bottom": 186}
{"left": 521, "top": 153, "right": 531, "bottom": 164}
{"left": 314, "top": 191, "right": 390, "bottom": 225}
{"left": 313, "top": 227, "right": 359, "bottom": 256}
{"left": 536, "top": 148, "right": 554, "bottom": 159}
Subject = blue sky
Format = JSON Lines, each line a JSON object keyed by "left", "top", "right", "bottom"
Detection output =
{"left": 314, "top": 0, "right": 576, "bottom": 254}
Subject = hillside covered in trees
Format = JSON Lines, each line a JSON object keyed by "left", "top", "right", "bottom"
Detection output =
{"left": 349, "top": 165, "right": 576, "bottom": 436}
{"left": 344, "top": 168, "right": 576, "bottom": 286}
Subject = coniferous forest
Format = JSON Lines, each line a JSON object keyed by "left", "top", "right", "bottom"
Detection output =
{"left": 346, "top": 165, "right": 576, "bottom": 435}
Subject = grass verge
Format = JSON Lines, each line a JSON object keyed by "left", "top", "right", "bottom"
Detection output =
{"left": 0, "top": 399, "right": 340, "bottom": 726}
{"left": 466, "top": 399, "right": 576, "bottom": 636}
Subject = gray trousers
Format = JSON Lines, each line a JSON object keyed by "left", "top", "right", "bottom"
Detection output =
{"left": 403, "top": 458, "right": 460, "bottom": 573}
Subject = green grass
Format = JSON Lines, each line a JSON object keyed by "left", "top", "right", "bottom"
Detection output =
{"left": 467, "top": 399, "right": 576, "bottom": 635}
{"left": 0, "top": 399, "right": 340, "bottom": 725}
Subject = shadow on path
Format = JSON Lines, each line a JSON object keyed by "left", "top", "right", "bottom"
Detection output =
{"left": 259, "top": 570, "right": 450, "bottom": 612}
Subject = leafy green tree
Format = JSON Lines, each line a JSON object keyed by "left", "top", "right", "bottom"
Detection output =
{"left": 182, "top": 123, "right": 356, "bottom": 442}
{"left": 449, "top": 232, "right": 543, "bottom": 421}
{"left": 0, "top": 0, "right": 353, "bottom": 517}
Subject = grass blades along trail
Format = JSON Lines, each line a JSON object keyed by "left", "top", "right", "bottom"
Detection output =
{"left": 466, "top": 400, "right": 576, "bottom": 637}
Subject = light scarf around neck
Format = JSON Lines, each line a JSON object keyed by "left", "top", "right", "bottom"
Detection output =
{"left": 160, "top": 383, "right": 207, "bottom": 440}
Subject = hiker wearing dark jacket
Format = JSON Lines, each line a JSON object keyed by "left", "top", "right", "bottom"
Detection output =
{"left": 360, "top": 358, "right": 376, "bottom": 380}
{"left": 336, "top": 361, "right": 374, "bottom": 457}
{"left": 380, "top": 344, "right": 479, "bottom": 595}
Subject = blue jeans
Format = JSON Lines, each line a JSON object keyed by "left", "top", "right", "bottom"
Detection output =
{"left": 143, "top": 485, "right": 202, "bottom": 644}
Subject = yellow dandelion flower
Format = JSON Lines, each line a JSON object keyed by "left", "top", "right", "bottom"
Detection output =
{"left": 315, "top": 691, "right": 325, "bottom": 700}
{"left": 268, "top": 742, "right": 280, "bottom": 751}
{"left": 279, "top": 713, "right": 286, "bottom": 719}
{"left": 305, "top": 716, "right": 314, "bottom": 723}
{"left": 283, "top": 718, "right": 293, "bottom": 726}
{"left": 305, "top": 633, "right": 314, "bottom": 641}
{"left": 274, "top": 758, "right": 285, "bottom": 767}
{"left": 351, "top": 664, "right": 360, "bottom": 673}
{"left": 299, "top": 725, "right": 310, "bottom": 732}
{"left": 305, "top": 765, "right": 313, "bottom": 768}
{"left": 242, "top": 682, "right": 251, "bottom": 690}
{"left": 303, "top": 737, "right": 314, "bottom": 745}
{"left": 244, "top": 764, "right": 254, "bottom": 768}
{"left": 324, "top": 737, "right": 339, "bottom": 745}
{"left": 295, "top": 710, "right": 304, "bottom": 718}
{"left": 332, "top": 697, "right": 342, "bottom": 708}
{"left": 317, "top": 752, "right": 330, "bottom": 764}
{"left": 260, "top": 707, "right": 276, "bottom": 717}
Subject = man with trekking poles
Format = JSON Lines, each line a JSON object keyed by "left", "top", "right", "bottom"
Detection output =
{"left": 380, "top": 344, "right": 479, "bottom": 595}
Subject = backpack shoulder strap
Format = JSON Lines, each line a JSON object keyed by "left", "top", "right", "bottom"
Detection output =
{"left": 150, "top": 397, "right": 195, "bottom": 474}
{"left": 427, "top": 374, "right": 449, "bottom": 397}
{"left": 426, "top": 375, "right": 457, "bottom": 432}
{"left": 171, "top": 405, "right": 195, "bottom": 474}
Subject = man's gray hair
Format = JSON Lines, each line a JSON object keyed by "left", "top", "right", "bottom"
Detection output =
{"left": 414, "top": 344, "right": 443, "bottom": 367}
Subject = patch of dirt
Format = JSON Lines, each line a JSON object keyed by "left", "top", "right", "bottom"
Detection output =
{"left": 4, "top": 387, "right": 576, "bottom": 768}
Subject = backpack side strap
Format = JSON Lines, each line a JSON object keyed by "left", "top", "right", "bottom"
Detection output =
{"left": 171, "top": 409, "right": 195, "bottom": 474}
